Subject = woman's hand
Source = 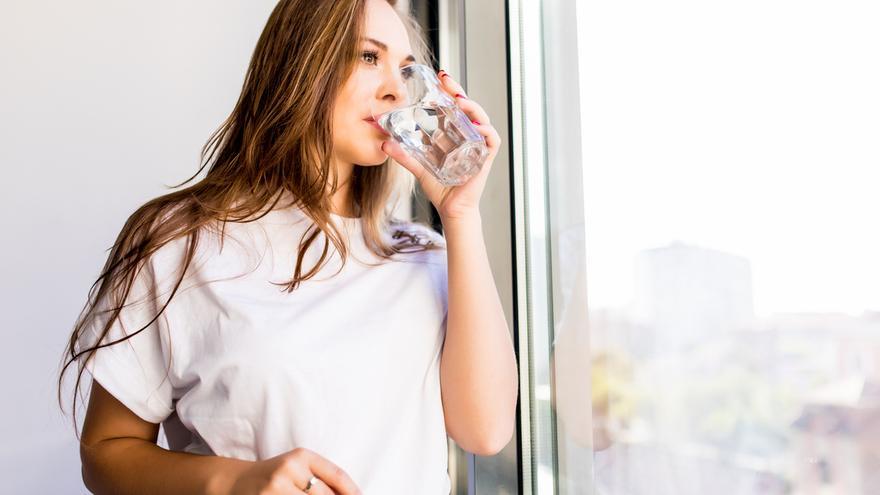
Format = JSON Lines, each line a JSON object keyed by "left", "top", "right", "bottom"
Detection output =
{"left": 224, "top": 448, "right": 362, "bottom": 495}
{"left": 381, "top": 69, "right": 501, "bottom": 222}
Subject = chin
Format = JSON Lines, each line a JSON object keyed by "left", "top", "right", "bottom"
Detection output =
{"left": 353, "top": 155, "right": 388, "bottom": 167}
{"left": 358, "top": 159, "right": 388, "bottom": 167}
{"left": 353, "top": 144, "right": 392, "bottom": 166}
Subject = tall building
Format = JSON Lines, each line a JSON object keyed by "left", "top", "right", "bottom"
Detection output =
{"left": 632, "top": 241, "right": 756, "bottom": 353}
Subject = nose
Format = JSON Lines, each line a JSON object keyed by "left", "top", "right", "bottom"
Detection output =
{"left": 377, "top": 65, "right": 408, "bottom": 106}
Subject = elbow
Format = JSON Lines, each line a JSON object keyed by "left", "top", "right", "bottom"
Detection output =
{"left": 80, "top": 439, "right": 114, "bottom": 494}
{"left": 472, "top": 383, "right": 518, "bottom": 456}
{"left": 471, "top": 422, "right": 515, "bottom": 457}
{"left": 450, "top": 420, "right": 515, "bottom": 457}
{"left": 80, "top": 442, "right": 99, "bottom": 493}
{"left": 81, "top": 465, "right": 98, "bottom": 494}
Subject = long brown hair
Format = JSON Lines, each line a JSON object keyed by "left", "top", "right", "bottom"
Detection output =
{"left": 58, "top": 0, "right": 442, "bottom": 437}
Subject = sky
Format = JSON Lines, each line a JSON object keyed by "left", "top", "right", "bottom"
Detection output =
{"left": 575, "top": 0, "right": 880, "bottom": 317}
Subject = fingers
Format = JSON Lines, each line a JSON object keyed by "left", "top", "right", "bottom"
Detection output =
{"left": 294, "top": 476, "right": 335, "bottom": 495}
{"left": 382, "top": 140, "right": 427, "bottom": 182}
{"left": 477, "top": 123, "right": 501, "bottom": 153}
{"left": 305, "top": 451, "right": 362, "bottom": 495}
{"left": 452, "top": 95, "right": 492, "bottom": 131}
{"left": 457, "top": 103, "right": 500, "bottom": 150}
{"left": 437, "top": 70, "right": 499, "bottom": 156}
{"left": 382, "top": 139, "right": 446, "bottom": 200}
{"left": 274, "top": 458, "right": 328, "bottom": 495}
{"left": 437, "top": 70, "right": 491, "bottom": 126}
{"left": 285, "top": 449, "right": 362, "bottom": 495}
{"left": 436, "top": 69, "right": 465, "bottom": 101}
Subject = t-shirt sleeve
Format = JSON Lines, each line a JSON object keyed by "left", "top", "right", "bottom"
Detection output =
{"left": 77, "top": 253, "right": 175, "bottom": 424}
{"left": 391, "top": 221, "right": 449, "bottom": 320}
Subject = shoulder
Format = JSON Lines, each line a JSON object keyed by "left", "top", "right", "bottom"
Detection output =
{"left": 387, "top": 222, "right": 447, "bottom": 282}
{"left": 385, "top": 222, "right": 449, "bottom": 312}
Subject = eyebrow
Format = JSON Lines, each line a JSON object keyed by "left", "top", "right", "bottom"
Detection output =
{"left": 362, "top": 37, "right": 416, "bottom": 64}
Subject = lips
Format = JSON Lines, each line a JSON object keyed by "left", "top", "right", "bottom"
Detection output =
{"left": 364, "top": 116, "right": 389, "bottom": 135}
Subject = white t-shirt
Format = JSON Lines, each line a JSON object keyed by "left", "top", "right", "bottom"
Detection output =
{"left": 79, "top": 203, "right": 451, "bottom": 494}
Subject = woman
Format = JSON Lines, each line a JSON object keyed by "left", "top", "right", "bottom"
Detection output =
{"left": 57, "top": 0, "right": 517, "bottom": 493}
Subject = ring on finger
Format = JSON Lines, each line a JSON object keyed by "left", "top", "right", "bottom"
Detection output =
{"left": 303, "top": 475, "right": 320, "bottom": 492}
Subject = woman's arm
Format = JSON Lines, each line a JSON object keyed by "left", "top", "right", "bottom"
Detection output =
{"left": 439, "top": 213, "right": 519, "bottom": 456}
{"left": 379, "top": 69, "right": 518, "bottom": 457}
{"left": 81, "top": 382, "right": 362, "bottom": 495}
{"left": 80, "top": 381, "right": 247, "bottom": 495}
{"left": 82, "top": 438, "right": 246, "bottom": 495}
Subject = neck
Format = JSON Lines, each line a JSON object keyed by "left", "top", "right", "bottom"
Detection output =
{"left": 330, "top": 159, "right": 357, "bottom": 218}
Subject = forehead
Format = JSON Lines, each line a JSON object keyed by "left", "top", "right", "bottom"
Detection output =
{"left": 363, "top": 0, "right": 413, "bottom": 56}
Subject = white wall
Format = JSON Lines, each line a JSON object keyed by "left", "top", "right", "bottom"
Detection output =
{"left": 0, "top": 1, "right": 279, "bottom": 492}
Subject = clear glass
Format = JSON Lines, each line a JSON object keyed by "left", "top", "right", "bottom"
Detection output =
{"left": 371, "top": 63, "right": 488, "bottom": 187}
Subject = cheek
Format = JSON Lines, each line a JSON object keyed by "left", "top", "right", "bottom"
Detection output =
{"left": 330, "top": 109, "right": 388, "bottom": 165}
{"left": 330, "top": 108, "right": 364, "bottom": 154}
{"left": 332, "top": 91, "right": 366, "bottom": 133}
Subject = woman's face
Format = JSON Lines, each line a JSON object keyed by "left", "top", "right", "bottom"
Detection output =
{"left": 331, "top": 0, "right": 416, "bottom": 167}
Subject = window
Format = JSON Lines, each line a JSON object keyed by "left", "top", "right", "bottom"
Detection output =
{"left": 475, "top": 0, "right": 880, "bottom": 493}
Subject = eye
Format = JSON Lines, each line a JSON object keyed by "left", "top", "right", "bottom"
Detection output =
{"left": 361, "top": 50, "right": 379, "bottom": 65}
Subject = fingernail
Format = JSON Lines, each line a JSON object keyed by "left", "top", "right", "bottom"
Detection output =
{"left": 455, "top": 93, "right": 467, "bottom": 99}
{"left": 438, "top": 70, "right": 449, "bottom": 79}
{"left": 471, "top": 119, "right": 481, "bottom": 125}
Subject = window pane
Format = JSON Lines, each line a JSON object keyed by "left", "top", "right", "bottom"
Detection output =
{"left": 552, "top": 1, "right": 880, "bottom": 494}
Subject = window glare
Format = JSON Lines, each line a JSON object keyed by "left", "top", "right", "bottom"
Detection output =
{"left": 542, "top": 0, "right": 880, "bottom": 494}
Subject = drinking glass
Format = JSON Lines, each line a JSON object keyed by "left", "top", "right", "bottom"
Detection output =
{"left": 370, "top": 64, "right": 488, "bottom": 187}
